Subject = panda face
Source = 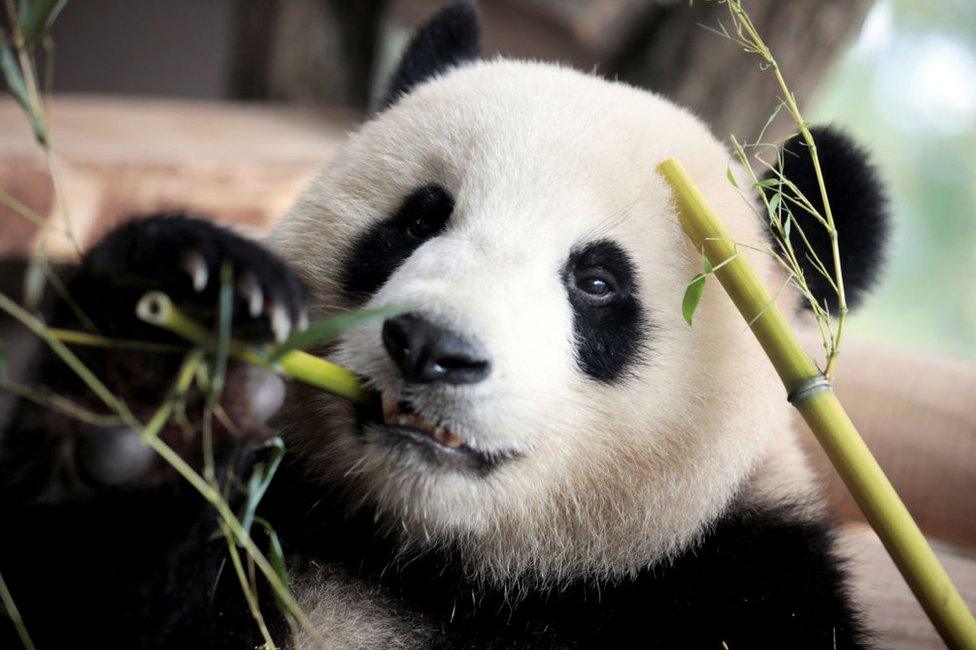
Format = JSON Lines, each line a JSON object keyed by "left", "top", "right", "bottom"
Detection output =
{"left": 272, "top": 60, "right": 790, "bottom": 582}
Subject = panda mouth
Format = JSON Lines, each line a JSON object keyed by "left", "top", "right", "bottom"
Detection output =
{"left": 356, "top": 391, "right": 513, "bottom": 471}
{"left": 380, "top": 393, "right": 465, "bottom": 449}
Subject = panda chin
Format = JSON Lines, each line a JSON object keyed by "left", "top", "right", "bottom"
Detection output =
{"left": 355, "top": 391, "right": 516, "bottom": 473}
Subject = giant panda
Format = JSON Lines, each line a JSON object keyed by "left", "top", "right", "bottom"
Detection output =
{"left": 0, "top": 2, "right": 888, "bottom": 648}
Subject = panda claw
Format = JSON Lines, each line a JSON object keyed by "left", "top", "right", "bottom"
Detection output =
{"left": 297, "top": 310, "right": 309, "bottom": 332}
{"left": 182, "top": 250, "right": 209, "bottom": 292}
{"left": 237, "top": 272, "right": 264, "bottom": 318}
{"left": 270, "top": 303, "right": 291, "bottom": 343}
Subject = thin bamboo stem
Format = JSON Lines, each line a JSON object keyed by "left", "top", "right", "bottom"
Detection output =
{"left": 221, "top": 521, "right": 277, "bottom": 649}
{"left": 0, "top": 290, "right": 324, "bottom": 645}
{"left": 0, "top": 568, "right": 35, "bottom": 650}
{"left": 658, "top": 158, "right": 976, "bottom": 650}
{"left": 723, "top": 0, "right": 847, "bottom": 377}
{"left": 48, "top": 328, "right": 185, "bottom": 354}
{"left": 135, "top": 292, "right": 370, "bottom": 404}
{"left": 0, "top": 378, "right": 125, "bottom": 427}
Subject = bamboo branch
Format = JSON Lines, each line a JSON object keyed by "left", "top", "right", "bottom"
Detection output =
{"left": 135, "top": 291, "right": 370, "bottom": 404}
{"left": 722, "top": 0, "right": 847, "bottom": 377}
{"left": 658, "top": 158, "right": 976, "bottom": 650}
{"left": 0, "top": 290, "right": 324, "bottom": 646}
{"left": 0, "top": 568, "right": 35, "bottom": 650}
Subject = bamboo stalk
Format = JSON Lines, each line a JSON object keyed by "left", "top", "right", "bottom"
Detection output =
{"left": 658, "top": 158, "right": 976, "bottom": 649}
{"left": 47, "top": 328, "right": 185, "bottom": 354}
{"left": 0, "top": 568, "right": 35, "bottom": 650}
{"left": 135, "top": 292, "right": 370, "bottom": 404}
{"left": 0, "top": 290, "right": 322, "bottom": 644}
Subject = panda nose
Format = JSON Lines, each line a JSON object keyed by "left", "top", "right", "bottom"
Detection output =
{"left": 381, "top": 313, "right": 490, "bottom": 385}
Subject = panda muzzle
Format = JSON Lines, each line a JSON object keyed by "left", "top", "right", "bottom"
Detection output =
{"left": 381, "top": 392, "right": 464, "bottom": 449}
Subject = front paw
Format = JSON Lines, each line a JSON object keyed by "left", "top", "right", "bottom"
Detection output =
{"left": 81, "top": 214, "right": 308, "bottom": 343}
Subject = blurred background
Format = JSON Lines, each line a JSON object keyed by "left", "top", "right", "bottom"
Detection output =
{"left": 2, "top": 0, "right": 975, "bottom": 359}
{"left": 2, "top": 5, "right": 975, "bottom": 646}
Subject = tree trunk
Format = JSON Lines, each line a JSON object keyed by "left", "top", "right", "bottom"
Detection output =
{"left": 236, "top": 0, "right": 871, "bottom": 139}
{"left": 230, "top": 0, "right": 385, "bottom": 112}
{"left": 607, "top": 0, "right": 873, "bottom": 142}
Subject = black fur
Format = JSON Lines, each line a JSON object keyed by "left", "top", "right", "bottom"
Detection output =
{"left": 563, "top": 240, "right": 646, "bottom": 382}
{"left": 382, "top": 1, "right": 481, "bottom": 108}
{"left": 258, "top": 463, "right": 868, "bottom": 648}
{"left": 1, "top": 447, "right": 867, "bottom": 648}
{"left": 1, "top": 213, "right": 864, "bottom": 647}
{"left": 0, "top": 214, "right": 307, "bottom": 648}
{"left": 0, "top": 473, "right": 275, "bottom": 649}
{"left": 341, "top": 184, "right": 454, "bottom": 301}
{"left": 79, "top": 213, "right": 307, "bottom": 342}
{"left": 763, "top": 127, "right": 888, "bottom": 311}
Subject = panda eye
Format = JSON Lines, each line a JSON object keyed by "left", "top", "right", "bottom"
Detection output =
{"left": 407, "top": 216, "right": 437, "bottom": 239}
{"left": 397, "top": 185, "right": 453, "bottom": 242}
{"left": 574, "top": 271, "right": 616, "bottom": 305}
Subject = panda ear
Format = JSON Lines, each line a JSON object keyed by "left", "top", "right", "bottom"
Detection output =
{"left": 762, "top": 126, "right": 889, "bottom": 311}
{"left": 382, "top": 1, "right": 481, "bottom": 109}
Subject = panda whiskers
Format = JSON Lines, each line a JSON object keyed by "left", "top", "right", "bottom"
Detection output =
{"left": 578, "top": 179, "right": 651, "bottom": 243}
{"left": 341, "top": 454, "right": 371, "bottom": 479}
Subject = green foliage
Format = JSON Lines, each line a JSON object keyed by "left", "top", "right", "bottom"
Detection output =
{"left": 725, "top": 165, "right": 738, "bottom": 188}
{"left": 267, "top": 305, "right": 406, "bottom": 362}
{"left": 17, "top": 0, "right": 68, "bottom": 47}
{"left": 254, "top": 517, "right": 289, "bottom": 601}
{"left": 682, "top": 253, "right": 714, "bottom": 326}
{"left": 0, "top": 0, "right": 67, "bottom": 146}
{"left": 0, "top": 40, "right": 46, "bottom": 144}
{"left": 239, "top": 438, "right": 286, "bottom": 541}
{"left": 813, "top": 0, "right": 976, "bottom": 358}
{"left": 208, "top": 263, "right": 234, "bottom": 402}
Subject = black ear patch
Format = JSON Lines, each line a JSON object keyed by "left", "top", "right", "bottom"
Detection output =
{"left": 382, "top": 1, "right": 481, "bottom": 108}
{"left": 762, "top": 127, "right": 889, "bottom": 311}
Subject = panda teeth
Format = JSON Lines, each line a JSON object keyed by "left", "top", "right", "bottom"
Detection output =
{"left": 433, "top": 426, "right": 463, "bottom": 449}
{"left": 380, "top": 392, "right": 463, "bottom": 449}
{"left": 381, "top": 393, "right": 399, "bottom": 421}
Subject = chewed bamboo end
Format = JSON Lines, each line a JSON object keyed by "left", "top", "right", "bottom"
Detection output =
{"left": 136, "top": 291, "right": 173, "bottom": 326}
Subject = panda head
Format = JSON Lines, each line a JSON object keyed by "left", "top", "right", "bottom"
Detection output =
{"left": 271, "top": 2, "right": 887, "bottom": 585}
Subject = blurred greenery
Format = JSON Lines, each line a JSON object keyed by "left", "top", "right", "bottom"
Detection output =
{"left": 812, "top": 0, "right": 976, "bottom": 359}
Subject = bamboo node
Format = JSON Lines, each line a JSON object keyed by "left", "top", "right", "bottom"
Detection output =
{"left": 786, "top": 375, "right": 832, "bottom": 405}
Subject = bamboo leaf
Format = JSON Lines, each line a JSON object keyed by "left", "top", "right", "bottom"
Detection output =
{"left": 0, "top": 40, "right": 47, "bottom": 145}
{"left": 682, "top": 251, "right": 717, "bottom": 327}
{"left": 726, "top": 165, "right": 738, "bottom": 188}
{"left": 682, "top": 274, "right": 707, "bottom": 326}
{"left": 267, "top": 305, "right": 406, "bottom": 363}
{"left": 208, "top": 263, "right": 234, "bottom": 402}
{"left": 18, "top": 0, "right": 68, "bottom": 46}
{"left": 0, "top": 41, "right": 30, "bottom": 112}
{"left": 239, "top": 437, "right": 285, "bottom": 540}
{"left": 755, "top": 101, "right": 785, "bottom": 144}
{"left": 254, "top": 517, "right": 288, "bottom": 586}
{"left": 701, "top": 250, "right": 714, "bottom": 275}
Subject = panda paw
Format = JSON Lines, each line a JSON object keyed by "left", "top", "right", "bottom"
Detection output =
{"left": 80, "top": 213, "right": 309, "bottom": 343}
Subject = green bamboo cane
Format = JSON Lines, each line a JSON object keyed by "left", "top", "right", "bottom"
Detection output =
{"left": 658, "top": 158, "right": 976, "bottom": 649}
{"left": 135, "top": 291, "right": 370, "bottom": 404}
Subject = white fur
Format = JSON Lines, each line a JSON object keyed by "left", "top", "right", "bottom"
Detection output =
{"left": 288, "top": 560, "right": 432, "bottom": 649}
{"left": 269, "top": 59, "right": 816, "bottom": 591}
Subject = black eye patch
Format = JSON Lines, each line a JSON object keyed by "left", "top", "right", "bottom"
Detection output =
{"left": 341, "top": 185, "right": 454, "bottom": 301}
{"left": 563, "top": 240, "right": 646, "bottom": 382}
